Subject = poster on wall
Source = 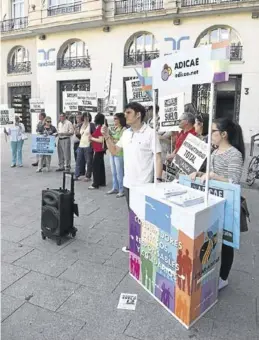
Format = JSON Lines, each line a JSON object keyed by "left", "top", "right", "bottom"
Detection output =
{"left": 31, "top": 134, "right": 56, "bottom": 155}
{"left": 126, "top": 79, "right": 152, "bottom": 107}
{"left": 63, "top": 92, "right": 78, "bottom": 113}
{"left": 179, "top": 175, "right": 241, "bottom": 249}
{"left": 128, "top": 187, "right": 224, "bottom": 328}
{"left": 159, "top": 93, "right": 184, "bottom": 132}
{"left": 151, "top": 45, "right": 214, "bottom": 96}
{"left": 173, "top": 134, "right": 208, "bottom": 175}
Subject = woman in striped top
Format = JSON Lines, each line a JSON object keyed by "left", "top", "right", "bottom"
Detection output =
{"left": 191, "top": 117, "right": 245, "bottom": 290}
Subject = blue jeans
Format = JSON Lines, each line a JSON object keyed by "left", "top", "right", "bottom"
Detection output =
{"left": 110, "top": 155, "right": 124, "bottom": 193}
{"left": 75, "top": 147, "right": 93, "bottom": 179}
{"left": 11, "top": 140, "right": 24, "bottom": 166}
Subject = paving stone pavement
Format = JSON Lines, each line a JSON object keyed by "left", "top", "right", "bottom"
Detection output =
{"left": 1, "top": 134, "right": 259, "bottom": 340}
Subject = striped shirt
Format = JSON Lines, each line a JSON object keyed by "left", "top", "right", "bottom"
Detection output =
{"left": 210, "top": 146, "right": 243, "bottom": 184}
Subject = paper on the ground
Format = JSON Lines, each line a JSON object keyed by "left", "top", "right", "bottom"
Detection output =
{"left": 117, "top": 293, "right": 137, "bottom": 310}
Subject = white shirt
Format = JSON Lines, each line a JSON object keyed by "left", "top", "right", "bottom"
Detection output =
{"left": 57, "top": 119, "right": 74, "bottom": 137}
{"left": 116, "top": 123, "right": 161, "bottom": 188}
{"left": 7, "top": 123, "right": 25, "bottom": 142}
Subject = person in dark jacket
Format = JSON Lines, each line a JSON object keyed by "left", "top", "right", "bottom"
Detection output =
{"left": 36, "top": 116, "right": 57, "bottom": 172}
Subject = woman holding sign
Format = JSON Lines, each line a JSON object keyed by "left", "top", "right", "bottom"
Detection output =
{"left": 4, "top": 115, "right": 26, "bottom": 167}
{"left": 36, "top": 116, "right": 57, "bottom": 172}
{"left": 190, "top": 117, "right": 245, "bottom": 290}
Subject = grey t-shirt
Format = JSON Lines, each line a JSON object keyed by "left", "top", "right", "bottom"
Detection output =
{"left": 210, "top": 146, "right": 243, "bottom": 184}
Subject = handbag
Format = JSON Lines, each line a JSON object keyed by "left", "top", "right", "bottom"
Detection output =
{"left": 21, "top": 133, "right": 28, "bottom": 140}
{"left": 240, "top": 196, "right": 250, "bottom": 232}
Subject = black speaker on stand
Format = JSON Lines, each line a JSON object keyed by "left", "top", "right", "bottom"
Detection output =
{"left": 41, "top": 172, "right": 79, "bottom": 246}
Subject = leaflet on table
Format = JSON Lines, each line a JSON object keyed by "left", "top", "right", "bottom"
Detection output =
{"left": 179, "top": 175, "right": 241, "bottom": 249}
{"left": 31, "top": 134, "right": 56, "bottom": 155}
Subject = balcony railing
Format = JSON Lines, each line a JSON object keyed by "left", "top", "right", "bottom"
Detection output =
{"left": 7, "top": 61, "right": 31, "bottom": 74}
{"left": 115, "top": 0, "right": 164, "bottom": 15}
{"left": 124, "top": 51, "right": 159, "bottom": 66}
{"left": 182, "top": 0, "right": 244, "bottom": 7}
{"left": 1, "top": 17, "right": 28, "bottom": 33}
{"left": 57, "top": 56, "right": 91, "bottom": 70}
{"left": 230, "top": 45, "right": 243, "bottom": 61}
{"left": 47, "top": 2, "right": 82, "bottom": 16}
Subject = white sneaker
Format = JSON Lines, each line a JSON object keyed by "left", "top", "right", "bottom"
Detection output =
{"left": 218, "top": 278, "right": 229, "bottom": 290}
{"left": 122, "top": 246, "right": 130, "bottom": 253}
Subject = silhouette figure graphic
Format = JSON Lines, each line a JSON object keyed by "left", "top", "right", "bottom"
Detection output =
{"left": 177, "top": 249, "right": 183, "bottom": 289}
{"left": 182, "top": 249, "right": 192, "bottom": 295}
{"left": 141, "top": 254, "right": 154, "bottom": 292}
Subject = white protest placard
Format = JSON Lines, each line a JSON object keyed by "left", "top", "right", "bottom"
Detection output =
{"left": 30, "top": 99, "right": 45, "bottom": 134}
{"left": 126, "top": 79, "right": 152, "bottom": 107}
{"left": 63, "top": 92, "right": 78, "bottom": 112}
{"left": 151, "top": 45, "right": 214, "bottom": 96}
{"left": 117, "top": 293, "right": 137, "bottom": 311}
{"left": 0, "top": 109, "right": 9, "bottom": 125}
{"left": 159, "top": 93, "right": 184, "bottom": 132}
{"left": 173, "top": 134, "right": 208, "bottom": 175}
{"left": 8, "top": 108, "right": 15, "bottom": 122}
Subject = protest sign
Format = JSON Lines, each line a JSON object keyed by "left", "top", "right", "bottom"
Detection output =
{"left": 179, "top": 175, "right": 241, "bottom": 249}
{"left": 63, "top": 92, "right": 78, "bottom": 112}
{"left": 78, "top": 92, "right": 97, "bottom": 115}
{"left": 159, "top": 93, "right": 184, "bottom": 132}
{"left": 173, "top": 134, "right": 208, "bottom": 175}
{"left": 117, "top": 293, "right": 137, "bottom": 311}
{"left": 31, "top": 134, "right": 56, "bottom": 155}
{"left": 29, "top": 99, "right": 45, "bottom": 134}
{"left": 0, "top": 109, "right": 9, "bottom": 125}
{"left": 151, "top": 45, "right": 214, "bottom": 96}
{"left": 126, "top": 79, "right": 152, "bottom": 107}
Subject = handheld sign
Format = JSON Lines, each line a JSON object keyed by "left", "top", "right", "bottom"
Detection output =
{"left": 179, "top": 175, "right": 241, "bottom": 249}
{"left": 173, "top": 134, "right": 208, "bottom": 175}
{"left": 159, "top": 93, "right": 184, "bottom": 132}
{"left": 31, "top": 135, "right": 56, "bottom": 155}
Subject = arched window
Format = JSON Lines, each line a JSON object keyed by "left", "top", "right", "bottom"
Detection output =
{"left": 195, "top": 26, "right": 243, "bottom": 61}
{"left": 7, "top": 46, "right": 31, "bottom": 74}
{"left": 57, "top": 39, "right": 90, "bottom": 70}
{"left": 124, "top": 32, "right": 159, "bottom": 66}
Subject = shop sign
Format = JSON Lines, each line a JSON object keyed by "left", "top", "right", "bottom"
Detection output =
{"left": 7, "top": 81, "right": 31, "bottom": 87}
{"left": 38, "top": 48, "right": 56, "bottom": 67}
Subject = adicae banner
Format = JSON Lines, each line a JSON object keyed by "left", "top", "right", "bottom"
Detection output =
{"left": 159, "top": 93, "right": 184, "bottom": 132}
{"left": 151, "top": 45, "right": 214, "bottom": 96}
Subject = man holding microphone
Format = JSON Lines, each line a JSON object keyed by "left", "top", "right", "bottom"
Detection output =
{"left": 101, "top": 102, "right": 163, "bottom": 252}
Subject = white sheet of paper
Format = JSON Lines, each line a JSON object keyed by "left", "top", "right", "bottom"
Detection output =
{"left": 117, "top": 293, "right": 137, "bottom": 311}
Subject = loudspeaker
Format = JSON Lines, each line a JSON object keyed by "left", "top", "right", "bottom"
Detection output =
{"left": 41, "top": 172, "right": 78, "bottom": 245}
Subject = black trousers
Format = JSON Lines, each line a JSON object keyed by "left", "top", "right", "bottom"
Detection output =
{"left": 74, "top": 142, "right": 80, "bottom": 162}
{"left": 92, "top": 151, "right": 106, "bottom": 188}
{"left": 220, "top": 244, "right": 234, "bottom": 280}
{"left": 124, "top": 187, "right": 130, "bottom": 209}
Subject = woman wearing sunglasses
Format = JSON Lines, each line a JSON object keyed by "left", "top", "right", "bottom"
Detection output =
{"left": 106, "top": 113, "right": 127, "bottom": 198}
{"left": 37, "top": 116, "right": 57, "bottom": 172}
{"left": 190, "top": 117, "right": 245, "bottom": 291}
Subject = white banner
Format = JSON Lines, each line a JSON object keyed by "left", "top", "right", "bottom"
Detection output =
{"left": 29, "top": 99, "right": 45, "bottom": 112}
{"left": 151, "top": 45, "right": 214, "bottom": 96}
{"left": 173, "top": 134, "right": 208, "bottom": 175}
{"left": 159, "top": 93, "right": 184, "bottom": 132}
{"left": 63, "top": 92, "right": 78, "bottom": 112}
{"left": 126, "top": 79, "right": 152, "bottom": 107}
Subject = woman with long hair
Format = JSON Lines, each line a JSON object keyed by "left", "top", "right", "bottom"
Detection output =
{"left": 107, "top": 113, "right": 127, "bottom": 198}
{"left": 190, "top": 117, "right": 245, "bottom": 290}
{"left": 4, "top": 115, "right": 26, "bottom": 167}
{"left": 194, "top": 113, "right": 209, "bottom": 142}
{"left": 74, "top": 112, "right": 95, "bottom": 181}
{"left": 37, "top": 116, "right": 57, "bottom": 172}
{"left": 88, "top": 113, "right": 106, "bottom": 189}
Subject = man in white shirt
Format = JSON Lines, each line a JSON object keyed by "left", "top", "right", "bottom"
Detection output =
{"left": 102, "top": 102, "right": 163, "bottom": 252}
{"left": 56, "top": 113, "right": 74, "bottom": 171}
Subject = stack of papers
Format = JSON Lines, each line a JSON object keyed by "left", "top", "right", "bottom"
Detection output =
{"left": 163, "top": 187, "right": 187, "bottom": 198}
{"left": 167, "top": 192, "right": 204, "bottom": 207}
